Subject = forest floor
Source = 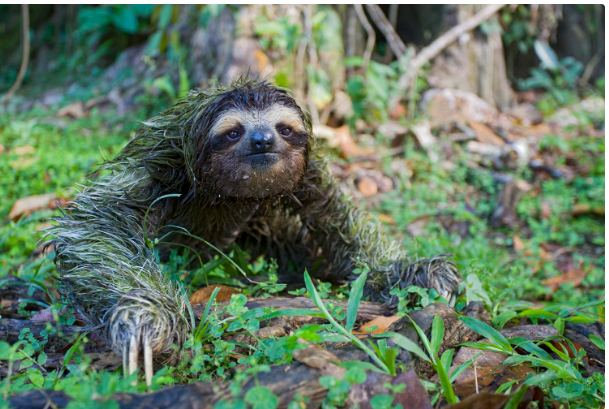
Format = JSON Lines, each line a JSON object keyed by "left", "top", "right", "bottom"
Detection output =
{"left": 0, "top": 81, "right": 605, "bottom": 408}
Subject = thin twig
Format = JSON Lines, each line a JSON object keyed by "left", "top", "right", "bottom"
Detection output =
{"left": 2, "top": 4, "right": 30, "bottom": 103}
{"left": 354, "top": 4, "right": 375, "bottom": 72}
{"left": 384, "top": 4, "right": 399, "bottom": 63}
{"left": 365, "top": 5, "right": 407, "bottom": 58}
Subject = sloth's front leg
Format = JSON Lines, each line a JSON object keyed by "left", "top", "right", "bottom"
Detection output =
{"left": 295, "top": 158, "right": 462, "bottom": 306}
{"left": 49, "top": 170, "right": 189, "bottom": 386}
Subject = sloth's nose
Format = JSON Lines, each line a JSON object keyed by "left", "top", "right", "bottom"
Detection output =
{"left": 249, "top": 129, "right": 276, "bottom": 153}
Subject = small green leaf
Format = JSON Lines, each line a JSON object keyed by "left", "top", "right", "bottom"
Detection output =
{"left": 552, "top": 382, "right": 584, "bottom": 399}
{"left": 440, "top": 349, "right": 454, "bottom": 374}
{"left": 158, "top": 4, "right": 173, "bottom": 29}
{"left": 504, "top": 386, "right": 528, "bottom": 409}
{"left": 345, "top": 367, "right": 367, "bottom": 384}
{"left": 244, "top": 386, "right": 278, "bottom": 409}
{"left": 589, "top": 334, "right": 605, "bottom": 350}
{"left": 37, "top": 351, "right": 48, "bottom": 366}
{"left": 0, "top": 341, "right": 11, "bottom": 360}
{"left": 370, "top": 394, "right": 393, "bottom": 409}
{"left": 113, "top": 6, "right": 139, "bottom": 34}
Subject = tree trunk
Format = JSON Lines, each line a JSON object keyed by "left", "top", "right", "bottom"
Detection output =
{"left": 427, "top": 5, "right": 514, "bottom": 110}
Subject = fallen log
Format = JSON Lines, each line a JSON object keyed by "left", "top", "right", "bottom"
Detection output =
{"left": 0, "top": 319, "right": 82, "bottom": 353}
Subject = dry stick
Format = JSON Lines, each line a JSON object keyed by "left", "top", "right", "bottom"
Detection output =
{"left": 2, "top": 5, "right": 30, "bottom": 103}
{"left": 365, "top": 5, "right": 407, "bottom": 58}
{"left": 354, "top": 4, "right": 375, "bottom": 73}
{"left": 392, "top": 4, "right": 506, "bottom": 107}
{"left": 384, "top": 4, "right": 399, "bottom": 63}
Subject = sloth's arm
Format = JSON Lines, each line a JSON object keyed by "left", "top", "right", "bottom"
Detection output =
{"left": 295, "top": 157, "right": 460, "bottom": 305}
{"left": 49, "top": 166, "right": 188, "bottom": 362}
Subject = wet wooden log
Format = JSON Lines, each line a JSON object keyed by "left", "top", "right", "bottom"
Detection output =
{"left": 0, "top": 319, "right": 82, "bottom": 353}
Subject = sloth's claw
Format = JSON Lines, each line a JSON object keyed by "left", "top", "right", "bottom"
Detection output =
{"left": 122, "top": 334, "right": 153, "bottom": 387}
{"left": 129, "top": 334, "right": 139, "bottom": 385}
{"left": 144, "top": 336, "right": 153, "bottom": 387}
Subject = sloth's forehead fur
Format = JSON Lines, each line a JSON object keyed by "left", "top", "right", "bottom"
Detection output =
{"left": 211, "top": 105, "right": 306, "bottom": 135}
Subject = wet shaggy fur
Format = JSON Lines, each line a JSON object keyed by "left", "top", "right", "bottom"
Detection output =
{"left": 49, "top": 79, "right": 460, "bottom": 360}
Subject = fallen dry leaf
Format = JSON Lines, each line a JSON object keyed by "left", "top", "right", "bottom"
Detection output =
{"left": 543, "top": 265, "right": 589, "bottom": 292}
{"left": 12, "top": 145, "right": 35, "bottom": 155}
{"left": 355, "top": 315, "right": 401, "bottom": 334}
{"left": 377, "top": 214, "right": 395, "bottom": 224}
{"left": 10, "top": 157, "right": 39, "bottom": 170}
{"left": 513, "top": 235, "right": 525, "bottom": 253}
{"left": 357, "top": 176, "right": 378, "bottom": 197}
{"left": 189, "top": 284, "right": 242, "bottom": 305}
{"left": 406, "top": 216, "right": 431, "bottom": 237}
{"left": 389, "top": 102, "right": 407, "bottom": 120}
{"left": 313, "top": 125, "right": 373, "bottom": 158}
{"left": 470, "top": 122, "right": 505, "bottom": 146}
{"left": 58, "top": 101, "right": 86, "bottom": 119}
{"left": 8, "top": 193, "right": 58, "bottom": 220}
{"left": 572, "top": 203, "right": 604, "bottom": 216}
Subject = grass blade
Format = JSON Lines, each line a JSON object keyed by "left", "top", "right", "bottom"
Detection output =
{"left": 304, "top": 271, "right": 390, "bottom": 374}
{"left": 457, "top": 314, "right": 512, "bottom": 353}
{"left": 431, "top": 315, "right": 444, "bottom": 357}
{"left": 378, "top": 332, "right": 430, "bottom": 363}
{"left": 346, "top": 270, "right": 368, "bottom": 332}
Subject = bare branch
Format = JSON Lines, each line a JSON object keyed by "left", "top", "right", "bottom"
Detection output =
{"left": 354, "top": 4, "right": 375, "bottom": 72}
{"left": 365, "top": 5, "right": 407, "bottom": 58}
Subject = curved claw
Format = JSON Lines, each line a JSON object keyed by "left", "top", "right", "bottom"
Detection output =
{"left": 144, "top": 336, "right": 153, "bottom": 387}
{"left": 129, "top": 334, "right": 139, "bottom": 385}
{"left": 124, "top": 334, "right": 154, "bottom": 388}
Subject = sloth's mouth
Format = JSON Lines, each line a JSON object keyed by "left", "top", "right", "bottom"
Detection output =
{"left": 243, "top": 151, "right": 280, "bottom": 157}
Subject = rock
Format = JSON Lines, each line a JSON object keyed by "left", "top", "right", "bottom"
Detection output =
{"left": 500, "top": 325, "right": 559, "bottom": 341}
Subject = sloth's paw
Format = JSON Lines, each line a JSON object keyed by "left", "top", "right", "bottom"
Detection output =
{"left": 107, "top": 290, "right": 188, "bottom": 386}
{"left": 395, "top": 254, "right": 462, "bottom": 306}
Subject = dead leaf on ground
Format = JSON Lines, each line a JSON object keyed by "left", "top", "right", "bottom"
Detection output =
{"left": 543, "top": 264, "right": 589, "bottom": 292}
{"left": 189, "top": 284, "right": 242, "bottom": 305}
{"left": 572, "top": 203, "right": 604, "bottom": 216}
{"left": 58, "top": 101, "right": 86, "bottom": 119}
{"left": 354, "top": 315, "right": 401, "bottom": 334}
{"left": 357, "top": 176, "right": 378, "bottom": 197}
{"left": 406, "top": 215, "right": 431, "bottom": 237}
{"left": 313, "top": 125, "right": 373, "bottom": 158}
{"left": 12, "top": 145, "right": 35, "bottom": 155}
{"left": 389, "top": 102, "right": 407, "bottom": 120}
{"left": 513, "top": 235, "right": 525, "bottom": 253}
{"left": 377, "top": 214, "right": 395, "bottom": 224}
{"left": 470, "top": 122, "right": 505, "bottom": 146}
{"left": 8, "top": 193, "right": 58, "bottom": 220}
{"left": 10, "top": 157, "right": 39, "bottom": 170}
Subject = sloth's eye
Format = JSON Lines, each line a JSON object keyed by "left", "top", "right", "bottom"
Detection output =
{"left": 227, "top": 129, "right": 242, "bottom": 139}
{"left": 279, "top": 126, "right": 292, "bottom": 137}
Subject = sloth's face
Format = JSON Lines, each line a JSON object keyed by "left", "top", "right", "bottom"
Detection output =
{"left": 204, "top": 103, "right": 310, "bottom": 199}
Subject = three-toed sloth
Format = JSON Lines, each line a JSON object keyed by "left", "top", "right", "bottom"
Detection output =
{"left": 49, "top": 79, "right": 460, "bottom": 381}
